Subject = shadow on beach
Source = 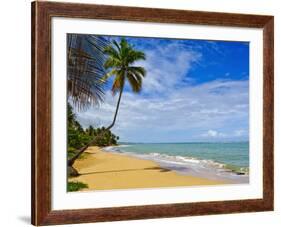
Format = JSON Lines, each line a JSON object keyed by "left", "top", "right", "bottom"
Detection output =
{"left": 80, "top": 166, "right": 172, "bottom": 176}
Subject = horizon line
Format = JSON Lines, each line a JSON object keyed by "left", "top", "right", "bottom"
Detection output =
{"left": 119, "top": 141, "right": 249, "bottom": 144}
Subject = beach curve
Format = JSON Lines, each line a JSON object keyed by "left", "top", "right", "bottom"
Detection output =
{"left": 70, "top": 146, "right": 225, "bottom": 191}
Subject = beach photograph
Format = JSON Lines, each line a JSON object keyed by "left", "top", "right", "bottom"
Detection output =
{"left": 67, "top": 34, "right": 249, "bottom": 192}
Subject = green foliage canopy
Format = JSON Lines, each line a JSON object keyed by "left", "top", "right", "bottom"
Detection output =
{"left": 67, "top": 103, "right": 119, "bottom": 159}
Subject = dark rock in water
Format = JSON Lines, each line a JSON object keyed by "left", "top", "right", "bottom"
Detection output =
{"left": 68, "top": 166, "right": 79, "bottom": 177}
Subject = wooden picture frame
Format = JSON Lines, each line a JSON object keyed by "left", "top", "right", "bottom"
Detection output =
{"left": 31, "top": 1, "right": 274, "bottom": 226}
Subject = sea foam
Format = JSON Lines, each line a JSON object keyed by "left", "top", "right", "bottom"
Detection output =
{"left": 103, "top": 145, "right": 249, "bottom": 184}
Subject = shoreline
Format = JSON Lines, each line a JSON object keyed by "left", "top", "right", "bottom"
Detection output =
{"left": 104, "top": 145, "right": 249, "bottom": 183}
{"left": 70, "top": 146, "right": 228, "bottom": 191}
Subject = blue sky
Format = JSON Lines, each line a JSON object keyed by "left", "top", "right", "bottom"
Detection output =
{"left": 76, "top": 35, "right": 249, "bottom": 143}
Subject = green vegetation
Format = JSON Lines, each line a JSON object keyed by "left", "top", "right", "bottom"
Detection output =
{"left": 67, "top": 181, "right": 88, "bottom": 192}
{"left": 88, "top": 126, "right": 119, "bottom": 147}
{"left": 67, "top": 38, "right": 146, "bottom": 173}
{"left": 67, "top": 34, "right": 109, "bottom": 110}
{"left": 67, "top": 103, "right": 119, "bottom": 160}
{"left": 67, "top": 148, "right": 89, "bottom": 160}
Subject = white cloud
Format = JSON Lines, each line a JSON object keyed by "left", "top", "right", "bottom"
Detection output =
{"left": 201, "top": 130, "right": 226, "bottom": 138}
{"left": 136, "top": 42, "right": 201, "bottom": 94}
{"left": 76, "top": 79, "right": 249, "bottom": 142}
{"left": 208, "top": 130, "right": 218, "bottom": 137}
{"left": 74, "top": 40, "right": 248, "bottom": 142}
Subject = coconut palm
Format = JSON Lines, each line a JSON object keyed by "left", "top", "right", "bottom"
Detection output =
{"left": 67, "top": 38, "right": 146, "bottom": 169}
{"left": 103, "top": 38, "right": 146, "bottom": 130}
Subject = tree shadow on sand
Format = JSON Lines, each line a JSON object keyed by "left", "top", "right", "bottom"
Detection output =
{"left": 79, "top": 166, "right": 172, "bottom": 175}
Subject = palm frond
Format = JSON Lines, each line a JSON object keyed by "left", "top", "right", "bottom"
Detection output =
{"left": 67, "top": 34, "right": 109, "bottom": 110}
{"left": 127, "top": 50, "right": 146, "bottom": 64}
{"left": 104, "top": 46, "right": 120, "bottom": 62}
{"left": 111, "top": 73, "right": 125, "bottom": 95}
{"left": 112, "top": 40, "right": 121, "bottom": 52}
{"left": 103, "top": 38, "right": 146, "bottom": 95}
{"left": 104, "top": 56, "right": 122, "bottom": 69}
{"left": 101, "top": 69, "right": 119, "bottom": 82}
{"left": 126, "top": 72, "right": 142, "bottom": 93}
{"left": 127, "top": 66, "right": 146, "bottom": 77}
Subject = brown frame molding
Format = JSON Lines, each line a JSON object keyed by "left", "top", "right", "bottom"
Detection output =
{"left": 31, "top": 1, "right": 274, "bottom": 226}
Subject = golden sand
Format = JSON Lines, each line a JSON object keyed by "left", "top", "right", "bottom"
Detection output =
{"left": 70, "top": 146, "right": 224, "bottom": 191}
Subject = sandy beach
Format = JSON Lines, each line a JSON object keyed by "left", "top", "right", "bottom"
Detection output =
{"left": 70, "top": 146, "right": 224, "bottom": 191}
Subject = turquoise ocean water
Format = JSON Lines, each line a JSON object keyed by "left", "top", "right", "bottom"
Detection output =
{"left": 104, "top": 142, "right": 249, "bottom": 183}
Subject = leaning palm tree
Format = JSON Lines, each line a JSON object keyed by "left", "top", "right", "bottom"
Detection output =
{"left": 67, "top": 38, "right": 146, "bottom": 169}
{"left": 67, "top": 34, "right": 108, "bottom": 176}
{"left": 103, "top": 38, "right": 146, "bottom": 130}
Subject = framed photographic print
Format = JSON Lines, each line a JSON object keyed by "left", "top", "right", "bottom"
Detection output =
{"left": 31, "top": 1, "right": 274, "bottom": 226}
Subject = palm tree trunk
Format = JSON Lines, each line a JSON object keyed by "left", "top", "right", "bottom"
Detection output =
{"left": 68, "top": 144, "right": 90, "bottom": 167}
{"left": 106, "top": 84, "right": 124, "bottom": 130}
{"left": 67, "top": 85, "right": 124, "bottom": 169}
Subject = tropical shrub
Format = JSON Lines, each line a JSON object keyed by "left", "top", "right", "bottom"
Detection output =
{"left": 67, "top": 102, "right": 119, "bottom": 159}
{"left": 67, "top": 181, "right": 88, "bottom": 192}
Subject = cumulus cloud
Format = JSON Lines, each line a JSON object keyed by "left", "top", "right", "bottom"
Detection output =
{"left": 75, "top": 39, "right": 249, "bottom": 142}
{"left": 201, "top": 130, "right": 226, "bottom": 138}
{"left": 138, "top": 42, "right": 201, "bottom": 94}
{"left": 76, "top": 79, "right": 249, "bottom": 142}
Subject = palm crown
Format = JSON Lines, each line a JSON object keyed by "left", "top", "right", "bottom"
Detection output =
{"left": 103, "top": 38, "right": 146, "bottom": 94}
{"left": 103, "top": 38, "right": 146, "bottom": 130}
